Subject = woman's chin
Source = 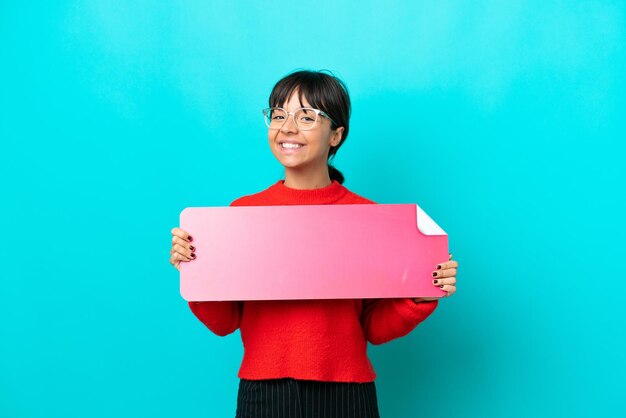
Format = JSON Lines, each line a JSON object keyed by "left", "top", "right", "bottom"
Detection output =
{"left": 274, "top": 152, "right": 304, "bottom": 168}
{"left": 280, "top": 160, "right": 303, "bottom": 169}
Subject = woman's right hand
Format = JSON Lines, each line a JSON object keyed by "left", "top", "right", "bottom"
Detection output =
{"left": 170, "top": 227, "right": 196, "bottom": 271}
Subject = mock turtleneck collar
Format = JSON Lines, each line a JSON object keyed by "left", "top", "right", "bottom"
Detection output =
{"left": 267, "top": 179, "right": 349, "bottom": 205}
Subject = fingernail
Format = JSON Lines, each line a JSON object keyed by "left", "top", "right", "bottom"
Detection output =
{"left": 433, "top": 279, "right": 438, "bottom": 284}
{"left": 190, "top": 246, "right": 195, "bottom": 251}
{"left": 437, "top": 265, "right": 442, "bottom": 269}
{"left": 439, "top": 285, "right": 444, "bottom": 288}
{"left": 191, "top": 253, "right": 196, "bottom": 258}
{"left": 432, "top": 271, "right": 437, "bottom": 277}
{"left": 188, "top": 236, "right": 193, "bottom": 242}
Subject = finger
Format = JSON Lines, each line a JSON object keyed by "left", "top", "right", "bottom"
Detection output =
{"left": 441, "top": 285, "right": 456, "bottom": 297}
{"left": 173, "top": 243, "right": 195, "bottom": 260}
{"left": 172, "top": 235, "right": 195, "bottom": 252}
{"left": 432, "top": 277, "right": 456, "bottom": 286}
{"left": 436, "top": 260, "right": 458, "bottom": 270}
{"left": 440, "top": 284, "right": 455, "bottom": 295}
{"left": 171, "top": 227, "right": 193, "bottom": 242}
{"left": 435, "top": 269, "right": 456, "bottom": 278}
{"left": 170, "top": 253, "right": 184, "bottom": 265}
{"left": 433, "top": 268, "right": 456, "bottom": 278}
{"left": 171, "top": 252, "right": 192, "bottom": 264}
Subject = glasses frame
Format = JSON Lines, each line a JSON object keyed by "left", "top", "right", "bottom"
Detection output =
{"left": 262, "top": 107, "right": 337, "bottom": 131}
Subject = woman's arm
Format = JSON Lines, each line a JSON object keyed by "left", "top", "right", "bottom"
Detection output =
{"left": 188, "top": 301, "right": 243, "bottom": 336}
{"left": 360, "top": 298, "right": 438, "bottom": 345}
{"left": 360, "top": 254, "right": 457, "bottom": 344}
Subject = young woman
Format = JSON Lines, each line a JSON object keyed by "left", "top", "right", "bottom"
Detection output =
{"left": 169, "top": 69, "right": 458, "bottom": 418}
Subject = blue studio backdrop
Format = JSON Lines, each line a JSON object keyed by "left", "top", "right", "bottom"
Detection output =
{"left": 1, "top": 1, "right": 624, "bottom": 417}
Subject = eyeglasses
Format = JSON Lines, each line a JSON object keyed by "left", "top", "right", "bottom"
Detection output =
{"left": 262, "top": 107, "right": 337, "bottom": 131}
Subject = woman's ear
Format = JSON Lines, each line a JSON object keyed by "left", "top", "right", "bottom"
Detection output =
{"left": 331, "top": 127, "right": 344, "bottom": 146}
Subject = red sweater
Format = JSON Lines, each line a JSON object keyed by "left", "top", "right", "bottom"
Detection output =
{"left": 188, "top": 179, "right": 438, "bottom": 383}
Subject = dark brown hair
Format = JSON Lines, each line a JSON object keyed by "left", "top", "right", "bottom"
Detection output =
{"left": 268, "top": 69, "right": 351, "bottom": 184}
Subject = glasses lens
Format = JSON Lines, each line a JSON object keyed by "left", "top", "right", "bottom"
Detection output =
{"left": 294, "top": 108, "right": 318, "bottom": 130}
{"left": 265, "top": 108, "right": 287, "bottom": 129}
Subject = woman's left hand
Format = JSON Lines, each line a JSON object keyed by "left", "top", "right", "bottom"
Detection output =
{"left": 413, "top": 253, "right": 458, "bottom": 303}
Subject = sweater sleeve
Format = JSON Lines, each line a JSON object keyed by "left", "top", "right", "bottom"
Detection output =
{"left": 360, "top": 298, "right": 438, "bottom": 345}
{"left": 188, "top": 301, "right": 243, "bottom": 337}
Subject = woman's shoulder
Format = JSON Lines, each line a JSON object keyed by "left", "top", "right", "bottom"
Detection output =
{"left": 229, "top": 193, "right": 266, "bottom": 207}
{"left": 229, "top": 196, "right": 249, "bottom": 206}
{"left": 229, "top": 182, "right": 279, "bottom": 206}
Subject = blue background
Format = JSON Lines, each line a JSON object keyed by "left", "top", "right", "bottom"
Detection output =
{"left": 1, "top": 1, "right": 624, "bottom": 417}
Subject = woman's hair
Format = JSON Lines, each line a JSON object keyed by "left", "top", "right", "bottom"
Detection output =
{"left": 268, "top": 69, "right": 351, "bottom": 184}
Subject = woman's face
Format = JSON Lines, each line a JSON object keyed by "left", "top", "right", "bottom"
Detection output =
{"left": 268, "top": 89, "right": 344, "bottom": 174}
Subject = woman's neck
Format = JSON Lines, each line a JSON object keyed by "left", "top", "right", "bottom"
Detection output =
{"left": 283, "top": 168, "right": 332, "bottom": 190}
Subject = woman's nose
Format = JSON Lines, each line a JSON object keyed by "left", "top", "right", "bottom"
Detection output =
{"left": 280, "top": 113, "right": 298, "bottom": 133}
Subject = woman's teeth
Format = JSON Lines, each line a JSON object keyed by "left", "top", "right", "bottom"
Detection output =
{"left": 281, "top": 143, "right": 304, "bottom": 149}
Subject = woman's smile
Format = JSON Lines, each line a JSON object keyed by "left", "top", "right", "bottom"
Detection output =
{"left": 278, "top": 141, "right": 306, "bottom": 154}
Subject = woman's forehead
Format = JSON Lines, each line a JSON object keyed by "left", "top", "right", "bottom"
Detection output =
{"left": 282, "top": 88, "right": 311, "bottom": 108}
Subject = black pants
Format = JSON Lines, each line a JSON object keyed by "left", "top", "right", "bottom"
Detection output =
{"left": 235, "top": 378, "right": 381, "bottom": 418}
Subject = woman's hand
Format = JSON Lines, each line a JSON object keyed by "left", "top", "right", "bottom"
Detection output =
{"left": 170, "top": 227, "right": 195, "bottom": 271}
{"left": 413, "top": 253, "right": 458, "bottom": 303}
